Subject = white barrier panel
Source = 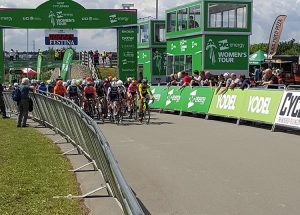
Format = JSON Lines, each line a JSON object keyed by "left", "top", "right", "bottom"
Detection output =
{"left": 274, "top": 91, "right": 300, "bottom": 128}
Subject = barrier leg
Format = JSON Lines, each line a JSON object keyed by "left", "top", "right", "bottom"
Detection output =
{"left": 179, "top": 111, "right": 183, "bottom": 116}
{"left": 236, "top": 118, "right": 240, "bottom": 125}
{"left": 69, "top": 162, "right": 94, "bottom": 172}
{"left": 53, "top": 184, "right": 107, "bottom": 199}
{"left": 205, "top": 114, "right": 209, "bottom": 120}
{"left": 271, "top": 125, "right": 276, "bottom": 132}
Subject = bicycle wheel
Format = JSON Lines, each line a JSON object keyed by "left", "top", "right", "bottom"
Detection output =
{"left": 133, "top": 103, "right": 138, "bottom": 121}
{"left": 113, "top": 102, "right": 119, "bottom": 124}
{"left": 97, "top": 103, "right": 102, "bottom": 121}
{"left": 145, "top": 103, "right": 151, "bottom": 124}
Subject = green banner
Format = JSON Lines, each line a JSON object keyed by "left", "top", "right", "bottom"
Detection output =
{"left": 204, "top": 35, "right": 249, "bottom": 70}
{"left": 167, "top": 36, "right": 202, "bottom": 55}
{"left": 149, "top": 87, "right": 166, "bottom": 109}
{"left": 118, "top": 28, "right": 137, "bottom": 81}
{"left": 9, "top": 74, "right": 12, "bottom": 84}
{"left": 208, "top": 89, "right": 245, "bottom": 118}
{"left": 4, "top": 60, "right": 81, "bottom": 69}
{"left": 37, "top": 55, "right": 42, "bottom": 80}
{"left": 239, "top": 89, "right": 283, "bottom": 123}
{"left": 163, "top": 87, "right": 183, "bottom": 110}
{"left": 61, "top": 48, "right": 74, "bottom": 81}
{"left": 0, "top": 0, "right": 137, "bottom": 29}
{"left": 180, "top": 87, "right": 214, "bottom": 113}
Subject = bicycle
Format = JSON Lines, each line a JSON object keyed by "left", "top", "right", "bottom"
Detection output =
{"left": 86, "top": 98, "right": 96, "bottom": 119}
{"left": 139, "top": 97, "right": 154, "bottom": 124}
{"left": 129, "top": 95, "right": 138, "bottom": 120}
{"left": 70, "top": 96, "right": 80, "bottom": 106}
{"left": 98, "top": 97, "right": 107, "bottom": 123}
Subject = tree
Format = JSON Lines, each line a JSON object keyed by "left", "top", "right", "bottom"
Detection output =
{"left": 250, "top": 38, "right": 300, "bottom": 55}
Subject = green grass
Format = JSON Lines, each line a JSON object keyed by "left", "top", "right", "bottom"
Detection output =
{"left": 95, "top": 67, "right": 117, "bottom": 79}
{"left": 0, "top": 119, "right": 87, "bottom": 215}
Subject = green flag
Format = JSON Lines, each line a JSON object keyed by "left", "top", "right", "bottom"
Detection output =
{"left": 37, "top": 55, "right": 42, "bottom": 81}
{"left": 61, "top": 49, "right": 74, "bottom": 81}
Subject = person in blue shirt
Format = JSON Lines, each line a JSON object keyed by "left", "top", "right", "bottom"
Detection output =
{"left": 239, "top": 74, "right": 250, "bottom": 90}
{"left": 178, "top": 72, "right": 184, "bottom": 86}
{"left": 252, "top": 66, "right": 260, "bottom": 82}
{"left": 37, "top": 82, "right": 47, "bottom": 92}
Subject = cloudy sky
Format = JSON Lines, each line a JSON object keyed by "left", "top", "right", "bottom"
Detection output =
{"left": 0, "top": 0, "right": 299, "bottom": 52}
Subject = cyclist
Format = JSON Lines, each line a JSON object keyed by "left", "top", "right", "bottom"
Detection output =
{"left": 37, "top": 81, "right": 47, "bottom": 92}
{"left": 48, "top": 79, "right": 56, "bottom": 93}
{"left": 31, "top": 79, "right": 38, "bottom": 89}
{"left": 67, "top": 80, "right": 81, "bottom": 105}
{"left": 117, "top": 80, "right": 127, "bottom": 108}
{"left": 54, "top": 80, "right": 67, "bottom": 98}
{"left": 127, "top": 80, "right": 139, "bottom": 112}
{"left": 103, "top": 78, "right": 111, "bottom": 92}
{"left": 108, "top": 76, "right": 113, "bottom": 82}
{"left": 107, "top": 81, "right": 120, "bottom": 117}
{"left": 83, "top": 81, "right": 98, "bottom": 112}
{"left": 124, "top": 77, "right": 132, "bottom": 90}
{"left": 95, "top": 79, "right": 107, "bottom": 117}
{"left": 138, "top": 79, "right": 154, "bottom": 120}
{"left": 63, "top": 82, "right": 68, "bottom": 88}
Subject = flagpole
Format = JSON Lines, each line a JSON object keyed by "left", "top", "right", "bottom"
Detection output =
{"left": 27, "top": 29, "right": 29, "bottom": 78}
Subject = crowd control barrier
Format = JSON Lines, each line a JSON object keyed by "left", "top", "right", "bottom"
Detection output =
{"left": 2, "top": 91, "right": 144, "bottom": 215}
{"left": 149, "top": 86, "right": 296, "bottom": 130}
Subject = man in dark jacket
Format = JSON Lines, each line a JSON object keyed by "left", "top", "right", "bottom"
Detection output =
{"left": 0, "top": 76, "right": 8, "bottom": 118}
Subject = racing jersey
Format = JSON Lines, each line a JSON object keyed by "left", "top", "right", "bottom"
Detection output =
{"left": 104, "top": 84, "right": 111, "bottom": 92}
{"left": 128, "top": 84, "right": 138, "bottom": 92}
{"left": 84, "top": 86, "right": 96, "bottom": 95}
{"left": 54, "top": 85, "right": 67, "bottom": 96}
{"left": 96, "top": 84, "right": 106, "bottom": 97}
{"left": 108, "top": 87, "right": 119, "bottom": 96}
{"left": 118, "top": 85, "right": 126, "bottom": 94}
{"left": 67, "top": 86, "right": 80, "bottom": 98}
{"left": 139, "top": 84, "right": 151, "bottom": 94}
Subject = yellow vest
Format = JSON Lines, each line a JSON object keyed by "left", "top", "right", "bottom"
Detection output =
{"left": 102, "top": 52, "right": 107, "bottom": 57}
{"left": 55, "top": 51, "right": 59, "bottom": 57}
{"left": 39, "top": 50, "right": 43, "bottom": 56}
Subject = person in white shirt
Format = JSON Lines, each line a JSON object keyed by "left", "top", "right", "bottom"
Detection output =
{"left": 190, "top": 70, "right": 202, "bottom": 89}
{"left": 9, "top": 49, "right": 15, "bottom": 61}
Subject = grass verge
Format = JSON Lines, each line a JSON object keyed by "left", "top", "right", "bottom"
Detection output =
{"left": 95, "top": 67, "right": 117, "bottom": 79}
{"left": 0, "top": 118, "right": 87, "bottom": 215}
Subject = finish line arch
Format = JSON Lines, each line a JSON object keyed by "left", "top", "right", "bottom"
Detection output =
{"left": 0, "top": 0, "right": 138, "bottom": 83}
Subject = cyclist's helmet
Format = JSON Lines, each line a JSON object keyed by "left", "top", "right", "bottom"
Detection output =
{"left": 31, "top": 79, "right": 37, "bottom": 85}
{"left": 82, "top": 80, "right": 87, "bottom": 86}
{"left": 86, "top": 77, "right": 92, "bottom": 82}
{"left": 14, "top": 83, "right": 19, "bottom": 87}
{"left": 117, "top": 80, "right": 123, "bottom": 87}
{"left": 132, "top": 80, "right": 137, "bottom": 85}
{"left": 127, "top": 77, "right": 132, "bottom": 83}
{"left": 224, "top": 72, "right": 230, "bottom": 78}
{"left": 111, "top": 81, "right": 117, "bottom": 88}
{"left": 108, "top": 76, "right": 113, "bottom": 81}
{"left": 67, "top": 80, "right": 72, "bottom": 86}
{"left": 142, "top": 79, "right": 148, "bottom": 85}
{"left": 87, "top": 81, "right": 93, "bottom": 88}
{"left": 40, "top": 82, "right": 46, "bottom": 86}
{"left": 63, "top": 82, "right": 68, "bottom": 87}
{"left": 71, "top": 80, "right": 77, "bottom": 87}
{"left": 46, "top": 80, "right": 49, "bottom": 84}
{"left": 112, "top": 77, "right": 116, "bottom": 81}
{"left": 37, "top": 81, "right": 41, "bottom": 85}
{"left": 76, "top": 80, "right": 80, "bottom": 86}
{"left": 57, "top": 80, "right": 63, "bottom": 86}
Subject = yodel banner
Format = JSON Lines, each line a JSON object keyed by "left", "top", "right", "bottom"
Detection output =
{"left": 274, "top": 91, "right": 300, "bottom": 128}
{"left": 150, "top": 87, "right": 284, "bottom": 124}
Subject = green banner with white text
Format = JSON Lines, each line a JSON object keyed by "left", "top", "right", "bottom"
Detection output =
{"left": 61, "top": 48, "right": 74, "bottom": 81}
{"left": 37, "top": 55, "right": 42, "bottom": 81}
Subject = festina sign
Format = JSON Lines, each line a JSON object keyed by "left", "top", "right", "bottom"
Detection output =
{"left": 274, "top": 91, "right": 300, "bottom": 128}
{"left": 45, "top": 29, "right": 78, "bottom": 45}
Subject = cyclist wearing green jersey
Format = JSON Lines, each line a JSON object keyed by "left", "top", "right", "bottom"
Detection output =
{"left": 138, "top": 79, "right": 154, "bottom": 120}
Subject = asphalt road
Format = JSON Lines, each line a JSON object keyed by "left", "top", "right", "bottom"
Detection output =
{"left": 99, "top": 112, "right": 300, "bottom": 215}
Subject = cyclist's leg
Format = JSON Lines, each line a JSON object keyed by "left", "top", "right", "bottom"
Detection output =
{"left": 95, "top": 97, "right": 99, "bottom": 109}
{"left": 138, "top": 95, "right": 143, "bottom": 113}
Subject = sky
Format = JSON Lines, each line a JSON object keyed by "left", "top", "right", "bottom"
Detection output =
{"left": 0, "top": 0, "right": 299, "bottom": 52}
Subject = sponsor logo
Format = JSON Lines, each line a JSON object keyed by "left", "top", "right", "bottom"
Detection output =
{"left": 192, "top": 41, "right": 197, "bottom": 48}
{"left": 122, "top": 30, "right": 134, "bottom": 34}
{"left": 188, "top": 90, "right": 206, "bottom": 108}
{"left": 109, "top": 14, "right": 129, "bottom": 23}
{"left": 123, "top": 52, "right": 134, "bottom": 58}
{"left": 206, "top": 38, "right": 247, "bottom": 65}
{"left": 180, "top": 39, "right": 187, "bottom": 52}
{"left": 166, "top": 89, "right": 181, "bottom": 106}
{"left": 49, "top": 11, "right": 74, "bottom": 27}
{"left": 122, "top": 36, "right": 135, "bottom": 42}
{"left": 142, "top": 53, "right": 147, "bottom": 59}
{"left": 216, "top": 95, "right": 236, "bottom": 110}
{"left": 0, "top": 17, "right": 13, "bottom": 21}
{"left": 247, "top": 96, "right": 271, "bottom": 114}
{"left": 279, "top": 93, "right": 300, "bottom": 117}
{"left": 151, "top": 88, "right": 161, "bottom": 101}
{"left": 171, "top": 44, "right": 176, "bottom": 50}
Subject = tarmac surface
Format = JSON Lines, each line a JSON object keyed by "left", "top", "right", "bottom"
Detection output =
{"left": 99, "top": 111, "right": 300, "bottom": 215}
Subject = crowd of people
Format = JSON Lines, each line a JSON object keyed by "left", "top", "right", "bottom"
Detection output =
{"left": 85, "top": 50, "right": 113, "bottom": 67}
{"left": 1, "top": 75, "right": 155, "bottom": 125}
{"left": 164, "top": 67, "right": 282, "bottom": 93}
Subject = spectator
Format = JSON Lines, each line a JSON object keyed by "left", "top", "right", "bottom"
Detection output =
{"left": 189, "top": 16, "right": 199, "bottom": 29}
{"left": 164, "top": 74, "right": 178, "bottom": 90}
{"left": 190, "top": 70, "right": 201, "bottom": 89}
{"left": 215, "top": 74, "right": 226, "bottom": 94}
{"left": 37, "top": 82, "right": 47, "bottom": 92}
{"left": 177, "top": 72, "right": 191, "bottom": 91}
{"left": 261, "top": 70, "right": 267, "bottom": 82}
{"left": 60, "top": 49, "right": 65, "bottom": 60}
{"left": 93, "top": 50, "right": 99, "bottom": 66}
{"left": 239, "top": 74, "right": 250, "bottom": 90}
{"left": 102, "top": 50, "right": 107, "bottom": 66}
{"left": 55, "top": 49, "right": 59, "bottom": 61}
{"left": 0, "top": 76, "right": 8, "bottom": 119}
{"left": 9, "top": 49, "right": 15, "bottom": 61}
{"left": 249, "top": 77, "right": 255, "bottom": 87}
{"left": 202, "top": 71, "right": 213, "bottom": 86}
{"left": 252, "top": 66, "right": 260, "bottom": 81}
{"left": 17, "top": 78, "right": 35, "bottom": 127}
{"left": 229, "top": 73, "right": 240, "bottom": 89}
{"left": 263, "top": 68, "right": 278, "bottom": 88}
{"left": 15, "top": 50, "right": 19, "bottom": 61}
{"left": 259, "top": 67, "right": 264, "bottom": 80}
{"left": 199, "top": 71, "right": 206, "bottom": 81}
{"left": 178, "top": 71, "right": 184, "bottom": 86}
